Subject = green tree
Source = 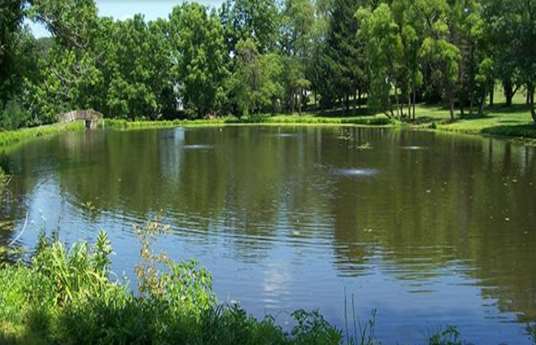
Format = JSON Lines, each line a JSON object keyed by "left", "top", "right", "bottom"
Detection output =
{"left": 228, "top": 38, "right": 283, "bottom": 116}
{"left": 98, "top": 16, "right": 173, "bottom": 119}
{"left": 29, "top": 0, "right": 98, "bottom": 50}
{"left": 220, "top": 0, "right": 280, "bottom": 54}
{"left": 280, "top": 0, "right": 315, "bottom": 112}
{"left": 482, "top": 0, "right": 520, "bottom": 107}
{"left": 0, "top": 0, "right": 43, "bottom": 129}
{"left": 169, "top": 3, "right": 228, "bottom": 117}
{"left": 357, "top": 3, "right": 403, "bottom": 117}
{"left": 25, "top": 0, "right": 102, "bottom": 119}
{"left": 416, "top": 0, "right": 461, "bottom": 120}
{"left": 25, "top": 48, "right": 102, "bottom": 121}
{"left": 317, "top": 0, "right": 367, "bottom": 111}
{"left": 449, "top": 0, "right": 487, "bottom": 117}
{"left": 390, "top": 0, "right": 423, "bottom": 120}
{"left": 484, "top": 0, "right": 536, "bottom": 121}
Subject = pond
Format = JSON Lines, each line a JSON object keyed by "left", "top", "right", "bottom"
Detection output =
{"left": 1, "top": 126, "right": 536, "bottom": 344}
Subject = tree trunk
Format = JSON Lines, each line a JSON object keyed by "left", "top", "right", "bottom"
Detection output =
{"left": 412, "top": 89, "right": 416, "bottom": 121}
{"left": 448, "top": 87, "right": 455, "bottom": 121}
{"left": 478, "top": 91, "right": 485, "bottom": 117}
{"left": 528, "top": 85, "right": 536, "bottom": 122}
{"left": 503, "top": 79, "right": 513, "bottom": 106}
{"left": 395, "top": 87, "right": 401, "bottom": 118}
{"left": 469, "top": 92, "right": 474, "bottom": 115}
{"left": 459, "top": 86, "right": 466, "bottom": 118}
{"left": 298, "top": 90, "right": 302, "bottom": 114}
{"left": 489, "top": 80, "right": 495, "bottom": 106}
{"left": 408, "top": 93, "right": 412, "bottom": 121}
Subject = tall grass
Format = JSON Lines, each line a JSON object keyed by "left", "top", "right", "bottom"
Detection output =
{"left": 0, "top": 168, "right": 8, "bottom": 196}
{"left": 0, "top": 222, "right": 533, "bottom": 345}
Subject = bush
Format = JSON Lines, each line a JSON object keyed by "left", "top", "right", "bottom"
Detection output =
{"left": 0, "top": 226, "right": 487, "bottom": 345}
{"left": 0, "top": 100, "right": 32, "bottom": 131}
{"left": 0, "top": 228, "right": 346, "bottom": 345}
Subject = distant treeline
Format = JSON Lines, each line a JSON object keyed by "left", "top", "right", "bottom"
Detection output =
{"left": 1, "top": 0, "right": 535, "bottom": 128}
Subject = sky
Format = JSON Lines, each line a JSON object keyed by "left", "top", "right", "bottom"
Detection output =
{"left": 29, "top": 0, "right": 225, "bottom": 38}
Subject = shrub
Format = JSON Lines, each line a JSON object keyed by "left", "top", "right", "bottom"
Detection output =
{"left": 0, "top": 226, "right": 486, "bottom": 345}
{"left": 0, "top": 100, "right": 32, "bottom": 131}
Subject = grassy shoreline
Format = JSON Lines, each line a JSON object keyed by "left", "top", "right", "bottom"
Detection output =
{"left": 1, "top": 230, "right": 534, "bottom": 345}
{"left": 104, "top": 105, "right": 536, "bottom": 143}
{"left": 0, "top": 122, "right": 85, "bottom": 148}
{"left": 1, "top": 104, "right": 535, "bottom": 149}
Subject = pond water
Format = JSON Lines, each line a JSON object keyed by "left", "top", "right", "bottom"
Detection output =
{"left": 1, "top": 126, "right": 536, "bottom": 344}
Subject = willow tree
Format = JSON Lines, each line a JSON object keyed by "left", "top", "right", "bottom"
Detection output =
{"left": 229, "top": 38, "right": 283, "bottom": 116}
{"left": 416, "top": 0, "right": 460, "bottom": 120}
{"left": 357, "top": 4, "right": 403, "bottom": 117}
{"left": 280, "top": 0, "right": 315, "bottom": 112}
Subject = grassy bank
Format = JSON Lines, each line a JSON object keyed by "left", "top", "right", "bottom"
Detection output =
{"left": 105, "top": 105, "right": 535, "bottom": 143}
{"left": 0, "top": 122, "right": 85, "bottom": 147}
{"left": 0, "top": 103, "right": 534, "bottom": 149}
{"left": 103, "top": 113, "right": 392, "bottom": 130}
{"left": 1, "top": 227, "right": 531, "bottom": 345}
{"left": 405, "top": 104, "right": 536, "bottom": 140}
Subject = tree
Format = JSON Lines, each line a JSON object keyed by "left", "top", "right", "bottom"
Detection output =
{"left": 484, "top": 0, "right": 536, "bottom": 122}
{"left": 448, "top": 0, "right": 487, "bottom": 117}
{"left": 220, "top": 0, "right": 280, "bottom": 54}
{"left": 25, "top": 0, "right": 102, "bottom": 119}
{"left": 280, "top": 0, "right": 315, "bottom": 112}
{"left": 482, "top": 0, "right": 520, "bottom": 107}
{"left": 0, "top": 0, "right": 26, "bottom": 105}
{"left": 228, "top": 38, "right": 283, "bottom": 116}
{"left": 390, "top": 0, "right": 423, "bottom": 120}
{"left": 29, "top": 0, "right": 98, "bottom": 50}
{"left": 357, "top": 3, "right": 403, "bottom": 117}
{"left": 98, "top": 16, "right": 173, "bottom": 119}
{"left": 169, "top": 4, "right": 228, "bottom": 117}
{"left": 317, "top": 0, "right": 366, "bottom": 111}
{"left": 26, "top": 48, "right": 102, "bottom": 121}
{"left": 416, "top": 0, "right": 461, "bottom": 120}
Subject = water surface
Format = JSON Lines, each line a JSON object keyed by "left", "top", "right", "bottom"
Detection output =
{"left": 1, "top": 126, "right": 535, "bottom": 344}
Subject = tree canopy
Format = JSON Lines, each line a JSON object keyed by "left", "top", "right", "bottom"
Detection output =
{"left": 1, "top": 0, "right": 536, "bottom": 128}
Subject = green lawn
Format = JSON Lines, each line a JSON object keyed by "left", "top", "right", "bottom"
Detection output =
{"left": 406, "top": 103, "right": 536, "bottom": 141}
{"left": 0, "top": 122, "right": 85, "bottom": 147}
{"left": 1, "top": 94, "right": 535, "bottom": 149}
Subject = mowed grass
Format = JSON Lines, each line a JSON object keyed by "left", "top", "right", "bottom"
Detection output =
{"left": 408, "top": 90, "right": 536, "bottom": 140}
{"left": 104, "top": 113, "right": 391, "bottom": 129}
{"left": 0, "top": 121, "right": 85, "bottom": 147}
{"left": 1, "top": 88, "right": 535, "bottom": 148}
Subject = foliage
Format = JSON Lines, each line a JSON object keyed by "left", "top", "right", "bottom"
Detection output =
{"left": 169, "top": 3, "right": 228, "bottom": 117}
{"left": 316, "top": 0, "right": 366, "bottom": 110}
{"left": 0, "top": 121, "right": 84, "bottom": 147}
{"left": 2, "top": 0, "right": 536, "bottom": 125}
{"left": 0, "top": 99, "right": 32, "bottom": 130}
{"left": 219, "top": 0, "right": 280, "bottom": 54}
{"left": 0, "top": 230, "right": 358, "bottom": 345}
{"left": 0, "top": 227, "right": 491, "bottom": 345}
{"left": 0, "top": 167, "right": 8, "bottom": 197}
{"left": 228, "top": 39, "right": 284, "bottom": 116}
{"left": 357, "top": 4, "right": 402, "bottom": 116}
{"left": 427, "top": 326, "right": 463, "bottom": 345}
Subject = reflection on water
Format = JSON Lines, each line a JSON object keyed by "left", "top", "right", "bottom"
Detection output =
{"left": 1, "top": 126, "right": 536, "bottom": 344}
{"left": 331, "top": 168, "right": 379, "bottom": 177}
